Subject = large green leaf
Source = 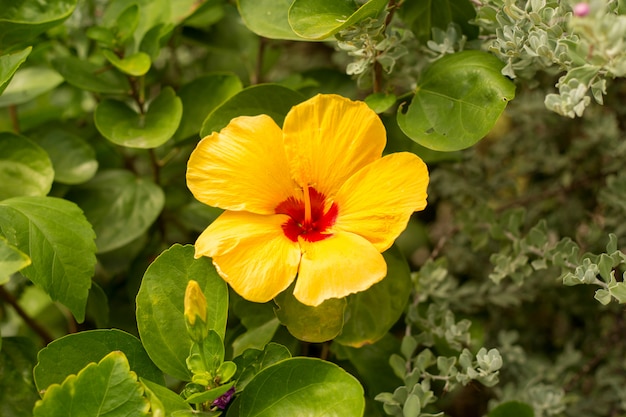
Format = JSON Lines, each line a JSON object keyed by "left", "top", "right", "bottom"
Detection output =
{"left": 232, "top": 343, "right": 291, "bottom": 392}
{"left": 136, "top": 244, "right": 228, "bottom": 381}
{"left": 238, "top": 357, "right": 364, "bottom": 417}
{"left": 237, "top": 0, "right": 306, "bottom": 40}
{"left": 288, "top": 0, "right": 388, "bottom": 40}
{"left": 0, "top": 67, "right": 63, "bottom": 107}
{"left": 52, "top": 55, "right": 130, "bottom": 94}
{"left": 0, "top": 0, "right": 77, "bottom": 49}
{"left": 174, "top": 73, "right": 243, "bottom": 142}
{"left": 32, "top": 128, "right": 98, "bottom": 185}
{"left": 398, "top": 0, "right": 479, "bottom": 42}
{"left": 274, "top": 288, "right": 346, "bottom": 343}
{"left": 0, "top": 337, "right": 39, "bottom": 417}
{"left": 33, "top": 329, "right": 164, "bottom": 392}
{"left": 0, "top": 196, "right": 96, "bottom": 322}
{"left": 0, "top": 235, "right": 30, "bottom": 284}
{"left": 200, "top": 84, "right": 305, "bottom": 137}
{"left": 335, "top": 245, "right": 412, "bottom": 347}
{"left": 0, "top": 46, "right": 31, "bottom": 96}
{"left": 33, "top": 351, "right": 150, "bottom": 417}
{"left": 65, "top": 170, "right": 164, "bottom": 253}
{"left": 0, "top": 132, "right": 54, "bottom": 200}
{"left": 397, "top": 50, "right": 515, "bottom": 151}
{"left": 95, "top": 87, "right": 182, "bottom": 148}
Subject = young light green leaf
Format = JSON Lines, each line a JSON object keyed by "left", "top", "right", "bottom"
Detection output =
{"left": 397, "top": 50, "right": 515, "bottom": 151}
{"left": 102, "top": 50, "right": 151, "bottom": 77}
{"left": 200, "top": 84, "right": 305, "bottom": 137}
{"left": 174, "top": 73, "right": 243, "bottom": 142}
{"left": 0, "top": 132, "right": 54, "bottom": 200}
{"left": 274, "top": 287, "right": 346, "bottom": 343}
{"left": 0, "top": 0, "right": 77, "bottom": 49}
{"left": 0, "top": 236, "right": 31, "bottom": 284}
{"left": 141, "top": 378, "right": 192, "bottom": 416}
{"left": 52, "top": 55, "right": 130, "bottom": 94}
{"left": 239, "top": 357, "right": 364, "bottom": 417}
{"left": 335, "top": 245, "right": 412, "bottom": 347}
{"left": 288, "top": 0, "right": 388, "bottom": 40}
{"left": 31, "top": 129, "right": 98, "bottom": 185}
{"left": 34, "top": 329, "right": 164, "bottom": 392}
{"left": 136, "top": 244, "right": 228, "bottom": 381}
{"left": 0, "top": 196, "right": 96, "bottom": 322}
{"left": 95, "top": 87, "right": 182, "bottom": 148}
{"left": 0, "top": 67, "right": 63, "bottom": 107}
{"left": 33, "top": 351, "right": 150, "bottom": 417}
{"left": 237, "top": 0, "right": 307, "bottom": 40}
{"left": 65, "top": 170, "right": 164, "bottom": 253}
{"left": 0, "top": 46, "right": 31, "bottom": 95}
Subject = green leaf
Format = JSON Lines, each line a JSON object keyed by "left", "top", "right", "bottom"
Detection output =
{"left": 174, "top": 73, "right": 243, "bottom": 141}
{"left": 239, "top": 357, "right": 364, "bottom": 417}
{"left": 0, "top": 67, "right": 64, "bottom": 107}
{"left": 185, "top": 381, "right": 234, "bottom": 404}
{"left": 0, "top": 196, "right": 96, "bottom": 322}
{"left": 0, "top": 132, "right": 54, "bottom": 200}
{"left": 397, "top": 50, "right": 515, "bottom": 151}
{"left": 488, "top": 401, "right": 534, "bottom": 417}
{"left": 335, "top": 246, "right": 412, "bottom": 347}
{"left": 275, "top": 287, "right": 346, "bottom": 343}
{"left": 52, "top": 55, "right": 130, "bottom": 94}
{"left": 200, "top": 84, "right": 305, "bottom": 137}
{"left": 288, "top": 0, "right": 388, "bottom": 40}
{"left": 232, "top": 318, "right": 280, "bottom": 358}
{"left": 33, "top": 329, "right": 164, "bottom": 392}
{"left": 0, "top": 236, "right": 30, "bottom": 284}
{"left": 102, "top": 50, "right": 151, "bottom": 77}
{"left": 365, "top": 92, "right": 397, "bottom": 113}
{"left": 109, "top": 4, "right": 140, "bottom": 43}
{"left": 95, "top": 87, "right": 182, "bottom": 148}
{"left": 31, "top": 128, "right": 98, "bottom": 185}
{"left": 141, "top": 378, "right": 192, "bottom": 416}
{"left": 237, "top": 0, "right": 307, "bottom": 40}
{"left": 233, "top": 343, "right": 291, "bottom": 392}
{"left": 0, "top": 46, "right": 31, "bottom": 96}
{"left": 65, "top": 170, "right": 164, "bottom": 253}
{"left": 0, "top": 0, "right": 77, "bottom": 49}
{"left": 0, "top": 337, "right": 39, "bottom": 417}
{"left": 398, "top": 0, "right": 479, "bottom": 42}
{"left": 33, "top": 351, "right": 150, "bottom": 417}
{"left": 136, "top": 244, "right": 228, "bottom": 381}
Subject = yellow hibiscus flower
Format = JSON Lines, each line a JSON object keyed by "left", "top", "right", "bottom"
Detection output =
{"left": 186, "top": 94, "right": 429, "bottom": 306}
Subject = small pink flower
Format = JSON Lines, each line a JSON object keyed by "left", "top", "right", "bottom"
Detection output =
{"left": 573, "top": 2, "right": 590, "bottom": 17}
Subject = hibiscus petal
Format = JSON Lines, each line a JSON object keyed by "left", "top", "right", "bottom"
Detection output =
{"left": 195, "top": 211, "right": 301, "bottom": 303}
{"left": 187, "top": 115, "right": 296, "bottom": 214}
{"left": 282, "top": 94, "right": 386, "bottom": 198}
{"left": 294, "top": 231, "right": 387, "bottom": 306}
{"left": 334, "top": 152, "right": 429, "bottom": 252}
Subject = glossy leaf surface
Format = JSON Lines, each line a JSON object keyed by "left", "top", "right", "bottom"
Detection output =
{"left": 33, "top": 351, "right": 150, "bottom": 417}
{"left": 0, "top": 67, "right": 63, "bottom": 107}
{"left": 0, "top": 196, "right": 96, "bottom": 322}
{"left": 0, "top": 46, "right": 31, "bottom": 95}
{"left": 239, "top": 357, "right": 364, "bottom": 417}
{"left": 0, "top": 132, "right": 54, "bottom": 200}
{"left": 289, "top": 0, "right": 388, "bottom": 40}
{"left": 33, "top": 329, "right": 164, "bottom": 392}
{"left": 397, "top": 51, "right": 515, "bottom": 151}
{"left": 94, "top": 87, "right": 182, "bottom": 148}
{"left": 136, "top": 244, "right": 228, "bottom": 381}
{"left": 237, "top": 0, "right": 305, "bottom": 40}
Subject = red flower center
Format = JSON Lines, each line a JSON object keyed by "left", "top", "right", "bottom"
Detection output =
{"left": 275, "top": 186, "right": 338, "bottom": 243}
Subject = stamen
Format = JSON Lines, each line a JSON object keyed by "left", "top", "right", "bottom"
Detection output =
{"left": 303, "top": 184, "right": 312, "bottom": 224}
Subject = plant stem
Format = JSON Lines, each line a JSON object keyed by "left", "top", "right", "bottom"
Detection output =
{"left": 9, "top": 105, "right": 19, "bottom": 133}
{"left": 253, "top": 37, "right": 267, "bottom": 85}
{"left": 0, "top": 285, "right": 53, "bottom": 345}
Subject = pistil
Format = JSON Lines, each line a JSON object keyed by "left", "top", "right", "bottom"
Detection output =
{"left": 302, "top": 184, "right": 312, "bottom": 224}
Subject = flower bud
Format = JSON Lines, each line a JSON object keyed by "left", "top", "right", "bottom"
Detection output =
{"left": 184, "top": 280, "right": 208, "bottom": 342}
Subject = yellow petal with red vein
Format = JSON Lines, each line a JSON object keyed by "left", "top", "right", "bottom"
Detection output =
{"left": 294, "top": 231, "right": 387, "bottom": 306}
{"left": 282, "top": 94, "right": 386, "bottom": 199}
{"left": 334, "top": 152, "right": 429, "bottom": 252}
{"left": 195, "top": 211, "right": 301, "bottom": 303}
{"left": 187, "top": 115, "right": 296, "bottom": 215}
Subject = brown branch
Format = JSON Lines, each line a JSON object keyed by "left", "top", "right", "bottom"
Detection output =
{"left": 0, "top": 285, "right": 53, "bottom": 345}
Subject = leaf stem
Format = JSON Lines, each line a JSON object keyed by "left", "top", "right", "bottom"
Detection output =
{"left": 9, "top": 105, "right": 20, "bottom": 133}
{"left": 0, "top": 285, "right": 53, "bottom": 345}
